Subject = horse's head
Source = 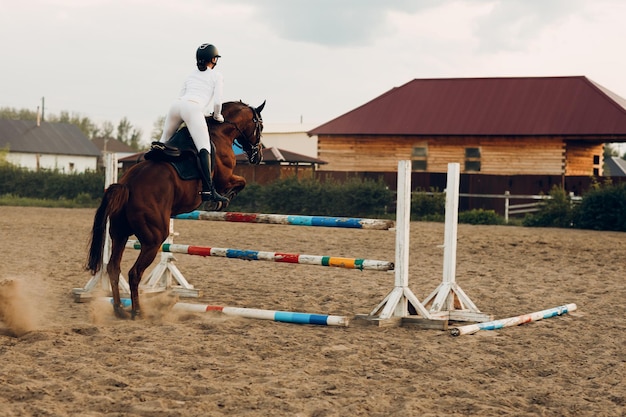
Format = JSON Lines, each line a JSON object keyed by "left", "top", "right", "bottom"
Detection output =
{"left": 222, "top": 100, "right": 265, "bottom": 165}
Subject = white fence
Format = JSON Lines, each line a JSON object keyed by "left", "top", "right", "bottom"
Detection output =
{"left": 416, "top": 191, "right": 582, "bottom": 223}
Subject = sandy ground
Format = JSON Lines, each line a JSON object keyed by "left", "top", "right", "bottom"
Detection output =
{"left": 0, "top": 206, "right": 625, "bottom": 416}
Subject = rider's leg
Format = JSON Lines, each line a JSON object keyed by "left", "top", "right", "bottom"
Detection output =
{"left": 159, "top": 100, "right": 184, "bottom": 143}
{"left": 183, "top": 103, "right": 228, "bottom": 203}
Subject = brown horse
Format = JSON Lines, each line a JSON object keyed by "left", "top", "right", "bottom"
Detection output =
{"left": 86, "top": 100, "right": 265, "bottom": 318}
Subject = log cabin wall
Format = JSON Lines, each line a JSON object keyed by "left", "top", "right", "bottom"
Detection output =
{"left": 565, "top": 141, "right": 604, "bottom": 176}
{"left": 316, "top": 135, "right": 412, "bottom": 172}
{"left": 317, "top": 134, "right": 602, "bottom": 176}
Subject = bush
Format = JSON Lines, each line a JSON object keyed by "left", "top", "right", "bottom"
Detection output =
{"left": 458, "top": 209, "right": 503, "bottom": 225}
{"left": 573, "top": 182, "right": 626, "bottom": 232}
{"left": 522, "top": 186, "right": 573, "bottom": 228}
{"left": 227, "top": 176, "right": 394, "bottom": 218}
{"left": 411, "top": 190, "right": 445, "bottom": 221}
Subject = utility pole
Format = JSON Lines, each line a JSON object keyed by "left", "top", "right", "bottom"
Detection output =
{"left": 41, "top": 97, "right": 45, "bottom": 122}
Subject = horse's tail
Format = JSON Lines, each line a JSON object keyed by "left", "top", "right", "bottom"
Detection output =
{"left": 86, "top": 184, "right": 129, "bottom": 274}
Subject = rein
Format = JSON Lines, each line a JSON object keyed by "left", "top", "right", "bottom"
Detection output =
{"left": 223, "top": 105, "right": 263, "bottom": 157}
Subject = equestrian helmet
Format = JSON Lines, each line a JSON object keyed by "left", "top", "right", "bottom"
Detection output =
{"left": 196, "top": 44, "right": 220, "bottom": 62}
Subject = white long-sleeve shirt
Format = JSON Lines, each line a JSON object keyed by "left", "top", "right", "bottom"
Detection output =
{"left": 178, "top": 68, "right": 223, "bottom": 115}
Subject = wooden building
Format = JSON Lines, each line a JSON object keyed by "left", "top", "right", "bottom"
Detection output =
{"left": 117, "top": 146, "right": 326, "bottom": 185}
{"left": 309, "top": 76, "right": 626, "bottom": 177}
{"left": 235, "top": 146, "right": 326, "bottom": 184}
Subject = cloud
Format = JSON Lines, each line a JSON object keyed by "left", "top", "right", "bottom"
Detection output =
{"left": 232, "top": 0, "right": 587, "bottom": 54}
{"left": 472, "top": 0, "right": 586, "bottom": 52}
{"left": 232, "top": 0, "right": 437, "bottom": 47}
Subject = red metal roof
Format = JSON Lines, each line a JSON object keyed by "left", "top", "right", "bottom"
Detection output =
{"left": 308, "top": 76, "right": 626, "bottom": 137}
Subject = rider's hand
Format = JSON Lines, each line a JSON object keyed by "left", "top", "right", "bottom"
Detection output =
{"left": 213, "top": 113, "right": 224, "bottom": 123}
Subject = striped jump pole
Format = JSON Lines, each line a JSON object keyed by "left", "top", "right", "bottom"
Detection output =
{"left": 103, "top": 298, "right": 349, "bottom": 327}
{"left": 126, "top": 240, "right": 394, "bottom": 271}
{"left": 450, "top": 303, "right": 577, "bottom": 336}
{"left": 175, "top": 211, "right": 395, "bottom": 230}
{"left": 173, "top": 303, "right": 349, "bottom": 326}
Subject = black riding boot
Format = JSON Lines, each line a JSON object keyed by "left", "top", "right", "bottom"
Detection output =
{"left": 198, "top": 149, "right": 228, "bottom": 203}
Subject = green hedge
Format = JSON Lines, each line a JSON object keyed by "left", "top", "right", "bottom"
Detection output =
{"left": 228, "top": 177, "right": 394, "bottom": 218}
{"left": 2, "top": 164, "right": 624, "bottom": 232}
{"left": 522, "top": 186, "right": 574, "bottom": 228}
{"left": 573, "top": 182, "right": 626, "bottom": 232}
{"left": 0, "top": 165, "right": 104, "bottom": 200}
{"left": 523, "top": 183, "right": 626, "bottom": 232}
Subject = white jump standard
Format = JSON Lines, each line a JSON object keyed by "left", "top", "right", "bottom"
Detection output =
{"left": 421, "top": 163, "right": 492, "bottom": 323}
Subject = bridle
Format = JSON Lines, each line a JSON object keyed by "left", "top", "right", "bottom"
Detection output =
{"left": 225, "top": 105, "right": 263, "bottom": 164}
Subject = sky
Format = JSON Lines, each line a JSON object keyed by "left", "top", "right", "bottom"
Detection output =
{"left": 1, "top": 0, "right": 626, "bottom": 149}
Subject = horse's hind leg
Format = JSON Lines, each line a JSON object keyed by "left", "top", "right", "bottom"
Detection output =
{"left": 107, "top": 235, "right": 129, "bottom": 319}
{"left": 128, "top": 245, "right": 161, "bottom": 319}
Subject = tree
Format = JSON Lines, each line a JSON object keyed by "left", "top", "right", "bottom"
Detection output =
{"left": 0, "top": 106, "right": 145, "bottom": 147}
{"left": 0, "top": 145, "right": 11, "bottom": 166}
{"left": 0, "top": 107, "right": 38, "bottom": 120}
{"left": 604, "top": 144, "right": 619, "bottom": 159}
{"left": 151, "top": 116, "right": 165, "bottom": 142}
{"left": 98, "top": 121, "right": 115, "bottom": 139}
{"left": 115, "top": 117, "right": 143, "bottom": 150}
{"left": 50, "top": 111, "right": 98, "bottom": 138}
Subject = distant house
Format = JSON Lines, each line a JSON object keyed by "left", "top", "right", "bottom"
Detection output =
{"left": 605, "top": 157, "right": 626, "bottom": 176}
{"left": 91, "top": 137, "right": 138, "bottom": 169}
{"left": 260, "top": 123, "right": 319, "bottom": 158}
{"left": 0, "top": 119, "right": 100, "bottom": 173}
{"left": 309, "top": 76, "right": 626, "bottom": 177}
{"left": 235, "top": 146, "right": 326, "bottom": 184}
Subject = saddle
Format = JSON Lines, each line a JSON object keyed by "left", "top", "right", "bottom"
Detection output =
{"left": 145, "top": 127, "right": 214, "bottom": 181}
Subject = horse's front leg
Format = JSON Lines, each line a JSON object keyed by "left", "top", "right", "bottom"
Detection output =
{"left": 221, "top": 175, "right": 247, "bottom": 206}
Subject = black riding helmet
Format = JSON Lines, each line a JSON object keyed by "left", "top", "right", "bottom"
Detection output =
{"left": 196, "top": 44, "right": 220, "bottom": 70}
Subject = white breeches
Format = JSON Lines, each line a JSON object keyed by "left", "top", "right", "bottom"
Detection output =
{"left": 160, "top": 99, "right": 211, "bottom": 152}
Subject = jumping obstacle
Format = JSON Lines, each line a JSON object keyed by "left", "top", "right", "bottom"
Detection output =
{"left": 125, "top": 240, "right": 394, "bottom": 271}
{"left": 450, "top": 303, "right": 577, "bottom": 336}
{"left": 75, "top": 159, "right": 500, "bottom": 330}
{"left": 102, "top": 297, "right": 350, "bottom": 326}
{"left": 175, "top": 211, "right": 394, "bottom": 230}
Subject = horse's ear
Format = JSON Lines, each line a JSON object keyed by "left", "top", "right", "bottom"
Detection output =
{"left": 256, "top": 100, "right": 266, "bottom": 114}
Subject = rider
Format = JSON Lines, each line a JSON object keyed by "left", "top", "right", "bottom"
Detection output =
{"left": 159, "top": 43, "right": 227, "bottom": 203}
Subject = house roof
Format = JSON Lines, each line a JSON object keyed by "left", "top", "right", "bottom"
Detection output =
{"left": 92, "top": 137, "right": 137, "bottom": 153}
{"left": 309, "top": 76, "right": 626, "bottom": 138}
{"left": 605, "top": 156, "right": 626, "bottom": 176}
{"left": 0, "top": 119, "right": 100, "bottom": 156}
{"left": 236, "top": 147, "right": 327, "bottom": 165}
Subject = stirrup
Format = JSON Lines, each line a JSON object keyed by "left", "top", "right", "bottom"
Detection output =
{"left": 150, "top": 141, "right": 181, "bottom": 157}
{"left": 199, "top": 190, "right": 228, "bottom": 203}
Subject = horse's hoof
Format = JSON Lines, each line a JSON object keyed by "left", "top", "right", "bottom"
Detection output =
{"left": 131, "top": 310, "right": 141, "bottom": 320}
{"left": 113, "top": 305, "right": 129, "bottom": 319}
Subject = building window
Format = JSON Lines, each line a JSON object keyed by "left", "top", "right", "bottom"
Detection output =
{"left": 465, "top": 147, "right": 481, "bottom": 172}
{"left": 411, "top": 146, "right": 427, "bottom": 171}
{"left": 593, "top": 155, "right": 600, "bottom": 165}
{"left": 69, "top": 162, "right": 75, "bottom": 172}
